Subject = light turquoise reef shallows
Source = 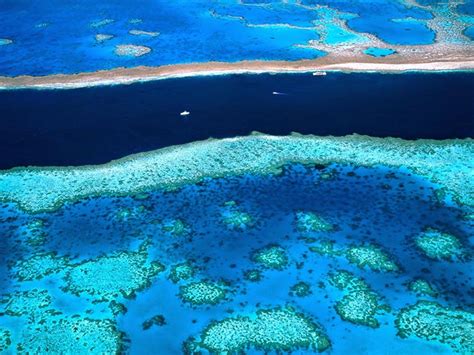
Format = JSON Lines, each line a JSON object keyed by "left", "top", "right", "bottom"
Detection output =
{"left": 1, "top": 133, "right": 473, "bottom": 353}
{"left": 0, "top": 133, "right": 473, "bottom": 213}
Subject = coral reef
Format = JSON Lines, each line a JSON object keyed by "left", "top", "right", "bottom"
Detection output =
{"left": 220, "top": 201, "right": 255, "bottom": 230}
{"left": 35, "top": 22, "right": 49, "bottom": 29}
{"left": 95, "top": 34, "right": 114, "bottom": 42}
{"left": 168, "top": 262, "right": 196, "bottom": 283}
{"left": 408, "top": 279, "right": 438, "bottom": 297}
{"left": 20, "top": 218, "right": 47, "bottom": 247}
{"left": 396, "top": 301, "right": 474, "bottom": 353}
{"left": 0, "top": 328, "right": 11, "bottom": 352}
{"left": 328, "top": 270, "right": 389, "bottom": 328}
{"left": 108, "top": 300, "right": 127, "bottom": 316}
{"left": 129, "top": 30, "right": 160, "bottom": 37}
{"left": 295, "top": 211, "right": 333, "bottom": 232}
{"left": 17, "top": 316, "right": 123, "bottom": 353}
{"left": 345, "top": 244, "right": 399, "bottom": 272}
{"left": 63, "top": 246, "right": 164, "bottom": 300}
{"left": 129, "top": 18, "right": 143, "bottom": 24}
{"left": 0, "top": 39, "right": 13, "bottom": 46}
{"left": 179, "top": 281, "right": 227, "bottom": 306}
{"left": 414, "top": 228, "right": 466, "bottom": 261}
{"left": 243, "top": 269, "right": 262, "bottom": 282}
{"left": 115, "top": 44, "right": 151, "bottom": 57}
{"left": 13, "top": 252, "right": 69, "bottom": 281}
{"left": 161, "top": 219, "right": 191, "bottom": 237}
{"left": 2, "top": 135, "right": 473, "bottom": 214}
{"left": 185, "top": 306, "right": 330, "bottom": 353}
{"left": 290, "top": 281, "right": 312, "bottom": 297}
{"left": 1, "top": 289, "right": 52, "bottom": 317}
{"left": 90, "top": 19, "right": 114, "bottom": 28}
{"left": 252, "top": 245, "right": 288, "bottom": 270}
{"left": 142, "top": 315, "right": 166, "bottom": 330}
{"left": 308, "top": 240, "right": 341, "bottom": 257}
{"left": 114, "top": 205, "right": 148, "bottom": 222}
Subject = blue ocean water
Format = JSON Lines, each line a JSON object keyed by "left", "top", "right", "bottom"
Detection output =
{"left": 0, "top": 73, "right": 473, "bottom": 169}
{"left": 0, "top": 162, "right": 472, "bottom": 353}
{"left": 0, "top": 0, "right": 472, "bottom": 76}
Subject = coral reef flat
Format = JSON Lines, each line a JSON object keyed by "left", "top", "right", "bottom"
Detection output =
{"left": 1, "top": 134, "right": 472, "bottom": 214}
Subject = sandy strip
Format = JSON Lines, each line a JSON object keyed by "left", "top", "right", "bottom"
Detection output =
{"left": 0, "top": 52, "right": 473, "bottom": 90}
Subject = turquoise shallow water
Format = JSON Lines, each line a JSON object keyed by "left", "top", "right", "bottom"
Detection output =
{"left": 364, "top": 47, "right": 397, "bottom": 57}
{"left": 0, "top": 163, "right": 472, "bottom": 353}
{"left": 0, "top": 0, "right": 472, "bottom": 76}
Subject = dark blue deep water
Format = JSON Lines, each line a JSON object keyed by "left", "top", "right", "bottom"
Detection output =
{"left": 1, "top": 72, "right": 473, "bottom": 169}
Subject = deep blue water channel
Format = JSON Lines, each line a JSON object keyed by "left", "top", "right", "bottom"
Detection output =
{"left": 0, "top": 72, "right": 473, "bottom": 169}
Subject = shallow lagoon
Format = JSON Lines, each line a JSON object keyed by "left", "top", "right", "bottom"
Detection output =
{"left": 0, "top": 161, "right": 472, "bottom": 353}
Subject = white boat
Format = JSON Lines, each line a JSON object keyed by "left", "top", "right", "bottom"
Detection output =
{"left": 272, "top": 91, "right": 286, "bottom": 95}
{"left": 312, "top": 71, "right": 327, "bottom": 76}
{"left": 180, "top": 110, "right": 190, "bottom": 116}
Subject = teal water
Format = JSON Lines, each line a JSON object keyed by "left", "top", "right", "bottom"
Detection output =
{"left": 364, "top": 47, "right": 397, "bottom": 57}
{"left": 0, "top": 163, "right": 472, "bottom": 353}
{"left": 466, "top": 25, "right": 474, "bottom": 40}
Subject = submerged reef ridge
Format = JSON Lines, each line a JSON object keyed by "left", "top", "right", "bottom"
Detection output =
{"left": 2, "top": 134, "right": 472, "bottom": 214}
